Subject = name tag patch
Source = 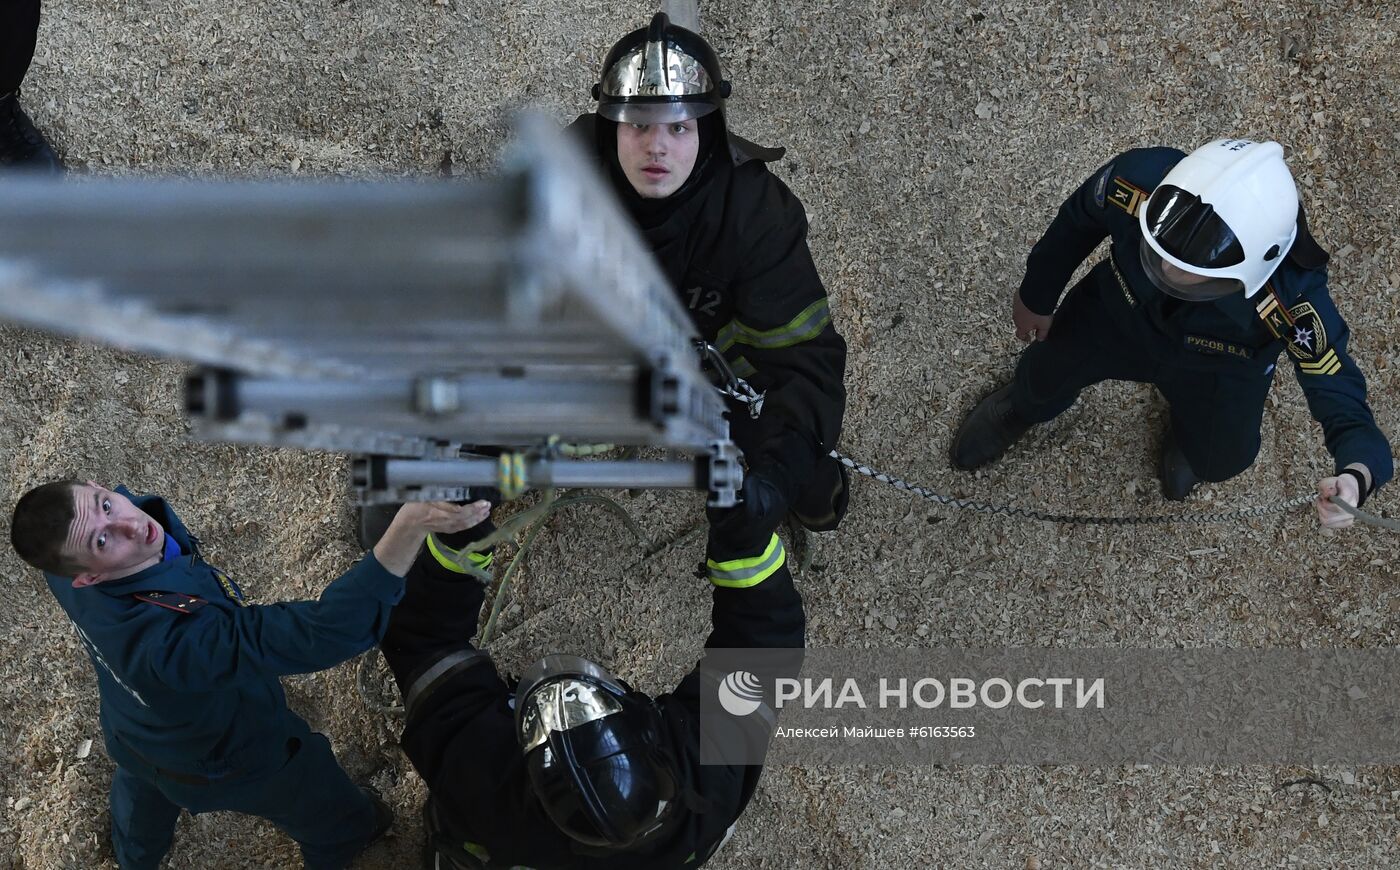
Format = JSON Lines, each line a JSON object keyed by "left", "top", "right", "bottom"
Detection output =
{"left": 1184, "top": 334, "right": 1254, "bottom": 359}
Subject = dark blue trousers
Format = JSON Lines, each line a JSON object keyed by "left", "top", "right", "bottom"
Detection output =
{"left": 1010, "top": 272, "right": 1273, "bottom": 482}
{"left": 108, "top": 725, "right": 375, "bottom": 870}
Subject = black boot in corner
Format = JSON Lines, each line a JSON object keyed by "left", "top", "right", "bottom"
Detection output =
{"left": 0, "top": 91, "right": 64, "bottom": 172}
{"left": 1158, "top": 429, "right": 1202, "bottom": 501}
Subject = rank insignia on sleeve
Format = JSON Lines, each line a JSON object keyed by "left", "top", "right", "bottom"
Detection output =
{"left": 1106, "top": 177, "right": 1148, "bottom": 217}
{"left": 1093, "top": 164, "right": 1113, "bottom": 207}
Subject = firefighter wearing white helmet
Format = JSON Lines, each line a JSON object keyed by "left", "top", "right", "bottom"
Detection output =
{"left": 950, "top": 138, "right": 1391, "bottom": 528}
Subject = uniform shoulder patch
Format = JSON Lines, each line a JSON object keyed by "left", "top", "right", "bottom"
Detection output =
{"left": 1106, "top": 176, "right": 1149, "bottom": 217}
{"left": 1255, "top": 288, "right": 1337, "bottom": 374}
{"left": 132, "top": 591, "right": 208, "bottom": 615}
{"left": 1093, "top": 164, "right": 1114, "bottom": 207}
{"left": 210, "top": 569, "right": 249, "bottom": 606}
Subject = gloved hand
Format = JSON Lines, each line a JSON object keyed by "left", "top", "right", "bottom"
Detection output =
{"left": 706, "top": 463, "right": 794, "bottom": 550}
{"left": 737, "top": 470, "right": 790, "bottom": 533}
{"left": 707, "top": 466, "right": 794, "bottom": 552}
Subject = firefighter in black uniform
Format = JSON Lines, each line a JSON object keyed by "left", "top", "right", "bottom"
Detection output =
{"left": 950, "top": 138, "right": 1391, "bottom": 528}
{"left": 568, "top": 13, "right": 849, "bottom": 536}
{"left": 1, "top": 0, "right": 63, "bottom": 170}
{"left": 380, "top": 503, "right": 802, "bottom": 869}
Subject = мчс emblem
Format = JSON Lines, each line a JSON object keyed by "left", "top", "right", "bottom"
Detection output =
{"left": 1257, "top": 293, "right": 1336, "bottom": 373}
{"left": 1291, "top": 323, "right": 1315, "bottom": 353}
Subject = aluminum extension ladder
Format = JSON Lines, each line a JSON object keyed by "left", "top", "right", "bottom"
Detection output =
{"left": 0, "top": 113, "right": 742, "bottom": 505}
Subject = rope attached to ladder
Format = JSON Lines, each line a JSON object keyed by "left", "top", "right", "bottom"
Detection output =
{"left": 830, "top": 449, "right": 1392, "bottom": 530}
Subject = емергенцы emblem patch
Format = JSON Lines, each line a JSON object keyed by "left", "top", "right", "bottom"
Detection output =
{"left": 1257, "top": 293, "right": 1337, "bottom": 375}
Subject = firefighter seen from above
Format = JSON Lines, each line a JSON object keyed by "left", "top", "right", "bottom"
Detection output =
{"left": 569, "top": 12, "right": 850, "bottom": 539}
{"left": 949, "top": 138, "right": 1391, "bottom": 529}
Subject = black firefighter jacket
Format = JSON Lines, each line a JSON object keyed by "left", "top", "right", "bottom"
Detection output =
{"left": 383, "top": 525, "right": 804, "bottom": 869}
{"left": 568, "top": 113, "right": 847, "bottom": 481}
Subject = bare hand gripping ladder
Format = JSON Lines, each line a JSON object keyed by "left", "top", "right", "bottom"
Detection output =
{"left": 0, "top": 115, "right": 743, "bottom": 505}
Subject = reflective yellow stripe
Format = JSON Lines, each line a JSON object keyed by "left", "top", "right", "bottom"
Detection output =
{"left": 716, "top": 298, "right": 831, "bottom": 352}
{"left": 464, "top": 842, "right": 491, "bottom": 862}
{"left": 729, "top": 355, "right": 757, "bottom": 378}
{"left": 426, "top": 534, "right": 493, "bottom": 574}
{"left": 707, "top": 534, "right": 785, "bottom": 588}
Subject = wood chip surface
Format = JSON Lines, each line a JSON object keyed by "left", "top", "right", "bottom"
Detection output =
{"left": 3, "top": 1, "right": 1399, "bottom": 867}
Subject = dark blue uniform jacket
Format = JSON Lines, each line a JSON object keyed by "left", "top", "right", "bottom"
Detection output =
{"left": 1018, "top": 147, "right": 1392, "bottom": 488}
{"left": 45, "top": 490, "right": 404, "bottom": 780}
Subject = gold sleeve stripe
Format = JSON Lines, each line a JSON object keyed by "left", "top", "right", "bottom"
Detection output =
{"left": 1299, "top": 350, "right": 1341, "bottom": 375}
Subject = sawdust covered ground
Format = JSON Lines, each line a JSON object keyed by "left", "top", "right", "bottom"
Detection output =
{"left": 3, "top": 0, "right": 1400, "bottom": 867}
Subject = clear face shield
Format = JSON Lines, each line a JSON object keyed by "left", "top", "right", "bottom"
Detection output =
{"left": 1137, "top": 239, "right": 1245, "bottom": 302}
{"left": 603, "top": 100, "right": 716, "bottom": 125}
{"left": 516, "top": 655, "right": 628, "bottom": 752}
{"left": 1139, "top": 184, "right": 1248, "bottom": 302}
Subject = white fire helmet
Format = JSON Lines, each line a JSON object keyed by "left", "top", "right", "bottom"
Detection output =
{"left": 1138, "top": 138, "right": 1299, "bottom": 301}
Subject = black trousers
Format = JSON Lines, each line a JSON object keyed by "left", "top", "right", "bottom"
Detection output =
{"left": 1009, "top": 271, "right": 1272, "bottom": 483}
{"left": 1, "top": 0, "right": 41, "bottom": 95}
{"left": 726, "top": 400, "right": 850, "bottom": 531}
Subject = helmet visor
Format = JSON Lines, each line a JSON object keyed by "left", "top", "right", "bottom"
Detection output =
{"left": 1142, "top": 184, "right": 1246, "bottom": 269}
{"left": 1138, "top": 238, "right": 1244, "bottom": 302}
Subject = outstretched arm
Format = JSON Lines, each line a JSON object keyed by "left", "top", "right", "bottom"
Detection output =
{"left": 138, "top": 501, "right": 488, "bottom": 690}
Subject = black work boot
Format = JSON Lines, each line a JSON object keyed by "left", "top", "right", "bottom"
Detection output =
{"left": 1158, "top": 429, "right": 1201, "bottom": 501}
{"left": 949, "top": 384, "right": 1034, "bottom": 471}
{"left": 0, "top": 91, "right": 64, "bottom": 172}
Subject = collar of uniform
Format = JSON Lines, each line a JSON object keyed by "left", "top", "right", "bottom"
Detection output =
{"left": 726, "top": 129, "right": 785, "bottom": 165}
{"left": 88, "top": 550, "right": 190, "bottom": 596}
{"left": 1214, "top": 289, "right": 1264, "bottom": 331}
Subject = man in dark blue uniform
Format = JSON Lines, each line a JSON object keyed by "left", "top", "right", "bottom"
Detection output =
{"left": 0, "top": 0, "right": 64, "bottom": 170}
{"left": 950, "top": 138, "right": 1391, "bottom": 528}
{"left": 381, "top": 502, "right": 802, "bottom": 868}
{"left": 569, "top": 13, "right": 849, "bottom": 538}
{"left": 10, "top": 479, "right": 489, "bottom": 869}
